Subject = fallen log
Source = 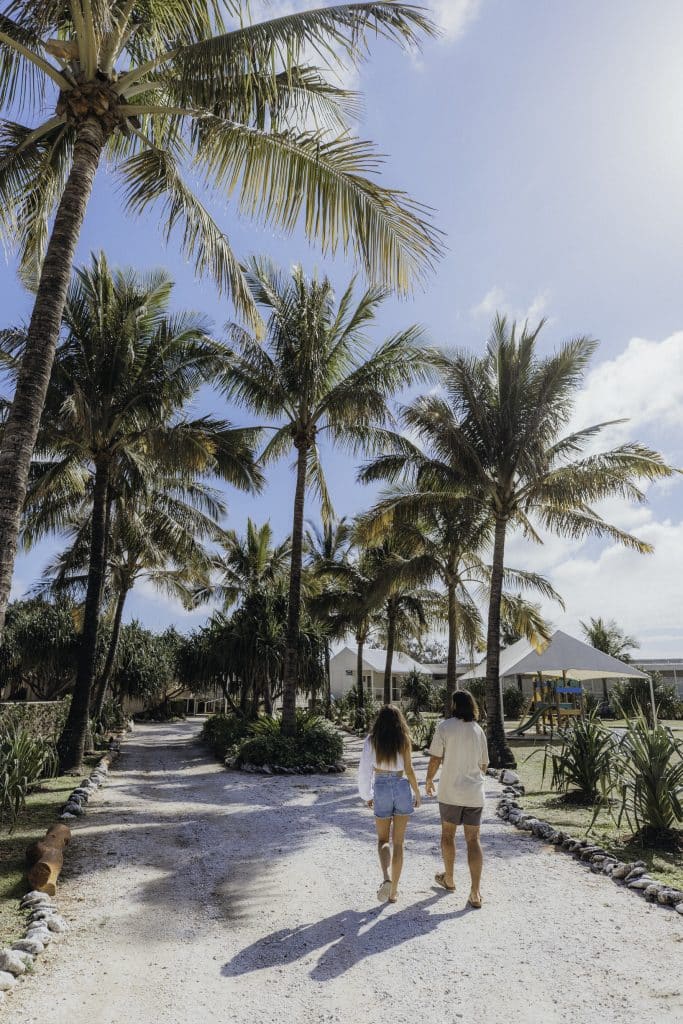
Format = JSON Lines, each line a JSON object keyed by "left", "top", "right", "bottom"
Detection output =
{"left": 26, "top": 823, "right": 71, "bottom": 896}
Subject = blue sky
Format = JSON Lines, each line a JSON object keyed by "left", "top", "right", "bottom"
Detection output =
{"left": 4, "top": 1, "right": 683, "bottom": 655}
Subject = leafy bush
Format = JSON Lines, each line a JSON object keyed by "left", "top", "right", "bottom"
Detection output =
{"left": 201, "top": 713, "right": 252, "bottom": 758}
{"left": 95, "top": 698, "right": 128, "bottom": 735}
{"left": 615, "top": 715, "right": 683, "bottom": 835}
{"left": 610, "top": 675, "right": 683, "bottom": 721}
{"left": 407, "top": 711, "right": 437, "bottom": 750}
{"left": 402, "top": 670, "right": 434, "bottom": 713}
{"left": 0, "top": 698, "right": 70, "bottom": 742}
{"left": 503, "top": 686, "right": 526, "bottom": 720}
{"left": 0, "top": 725, "right": 58, "bottom": 829}
{"left": 237, "top": 713, "right": 343, "bottom": 770}
{"left": 535, "top": 715, "right": 616, "bottom": 804}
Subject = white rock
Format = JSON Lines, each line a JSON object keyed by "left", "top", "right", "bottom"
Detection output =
{"left": 60, "top": 812, "right": 78, "bottom": 821}
{"left": 46, "top": 915, "right": 69, "bottom": 933}
{"left": 0, "top": 972, "right": 17, "bottom": 991}
{"left": 25, "top": 928, "right": 52, "bottom": 946}
{"left": 675, "top": 902, "right": 683, "bottom": 915}
{"left": 0, "top": 950, "right": 28, "bottom": 975}
{"left": 501, "top": 769, "right": 520, "bottom": 785}
{"left": 20, "top": 891, "right": 53, "bottom": 908}
{"left": 12, "top": 938, "right": 44, "bottom": 955}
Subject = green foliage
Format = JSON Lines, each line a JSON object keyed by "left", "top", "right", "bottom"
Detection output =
{"left": 201, "top": 713, "right": 252, "bottom": 759}
{"left": 236, "top": 713, "right": 343, "bottom": 771}
{"left": 402, "top": 669, "right": 433, "bottom": 713}
{"left": 0, "top": 725, "right": 58, "bottom": 829}
{"left": 113, "top": 622, "right": 179, "bottom": 706}
{"left": 0, "top": 597, "right": 78, "bottom": 699}
{"left": 466, "top": 680, "right": 487, "bottom": 722}
{"left": 0, "top": 697, "right": 70, "bottom": 742}
{"left": 615, "top": 715, "right": 683, "bottom": 834}
{"left": 536, "top": 715, "right": 616, "bottom": 804}
{"left": 611, "top": 675, "right": 683, "bottom": 721}
{"left": 503, "top": 686, "right": 526, "bottom": 720}
{"left": 406, "top": 711, "right": 437, "bottom": 751}
{"left": 95, "top": 698, "right": 128, "bottom": 735}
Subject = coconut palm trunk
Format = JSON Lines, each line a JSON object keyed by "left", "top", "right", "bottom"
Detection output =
{"left": 282, "top": 442, "right": 309, "bottom": 735}
{"left": 485, "top": 515, "right": 516, "bottom": 768}
{"left": 324, "top": 639, "right": 332, "bottom": 719}
{"left": 57, "top": 455, "right": 110, "bottom": 771}
{"left": 91, "top": 584, "right": 129, "bottom": 723}
{"left": 445, "top": 581, "right": 458, "bottom": 715}
{"left": 0, "top": 119, "right": 106, "bottom": 635}
{"left": 356, "top": 634, "right": 366, "bottom": 711}
{"left": 383, "top": 601, "right": 396, "bottom": 705}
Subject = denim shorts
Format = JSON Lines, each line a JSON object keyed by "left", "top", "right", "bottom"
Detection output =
{"left": 373, "top": 774, "right": 414, "bottom": 818}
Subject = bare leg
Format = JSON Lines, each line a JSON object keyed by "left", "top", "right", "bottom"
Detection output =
{"left": 389, "top": 814, "right": 409, "bottom": 900}
{"left": 464, "top": 824, "right": 483, "bottom": 900}
{"left": 374, "top": 817, "right": 392, "bottom": 881}
{"left": 440, "top": 821, "right": 457, "bottom": 888}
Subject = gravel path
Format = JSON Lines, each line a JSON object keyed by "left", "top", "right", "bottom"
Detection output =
{"left": 7, "top": 719, "right": 682, "bottom": 1024}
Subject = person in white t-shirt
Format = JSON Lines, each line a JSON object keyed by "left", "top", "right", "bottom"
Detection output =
{"left": 425, "top": 690, "right": 489, "bottom": 908}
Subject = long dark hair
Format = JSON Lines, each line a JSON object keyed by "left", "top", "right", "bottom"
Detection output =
{"left": 452, "top": 689, "right": 479, "bottom": 722}
{"left": 370, "top": 705, "right": 412, "bottom": 763}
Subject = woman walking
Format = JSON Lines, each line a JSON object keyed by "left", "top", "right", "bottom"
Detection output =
{"left": 425, "top": 690, "right": 489, "bottom": 908}
{"left": 358, "top": 705, "right": 422, "bottom": 903}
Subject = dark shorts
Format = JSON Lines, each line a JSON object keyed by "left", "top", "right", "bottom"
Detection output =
{"left": 439, "top": 803, "right": 483, "bottom": 826}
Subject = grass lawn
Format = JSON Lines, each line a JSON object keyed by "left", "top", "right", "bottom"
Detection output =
{"left": 0, "top": 756, "right": 99, "bottom": 948}
{"left": 509, "top": 736, "right": 683, "bottom": 891}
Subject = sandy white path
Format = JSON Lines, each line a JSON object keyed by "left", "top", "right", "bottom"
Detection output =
{"left": 6, "top": 719, "right": 682, "bottom": 1024}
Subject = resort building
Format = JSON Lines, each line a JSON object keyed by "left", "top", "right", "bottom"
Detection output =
{"left": 329, "top": 646, "right": 476, "bottom": 703}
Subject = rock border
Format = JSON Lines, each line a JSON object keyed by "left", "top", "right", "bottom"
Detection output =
{"left": 486, "top": 768, "right": 683, "bottom": 917}
{"left": 0, "top": 741, "right": 122, "bottom": 1005}
{"left": 228, "top": 758, "right": 346, "bottom": 775}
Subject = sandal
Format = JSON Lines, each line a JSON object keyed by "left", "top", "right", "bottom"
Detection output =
{"left": 466, "top": 893, "right": 482, "bottom": 909}
{"left": 388, "top": 892, "right": 399, "bottom": 903}
{"left": 377, "top": 879, "right": 392, "bottom": 902}
{"left": 434, "top": 872, "right": 456, "bottom": 892}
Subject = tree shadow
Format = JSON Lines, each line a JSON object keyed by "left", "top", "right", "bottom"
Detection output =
{"left": 221, "top": 893, "right": 472, "bottom": 981}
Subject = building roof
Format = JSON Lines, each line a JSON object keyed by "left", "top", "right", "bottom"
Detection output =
{"left": 332, "top": 645, "right": 432, "bottom": 675}
{"left": 459, "top": 630, "right": 650, "bottom": 682}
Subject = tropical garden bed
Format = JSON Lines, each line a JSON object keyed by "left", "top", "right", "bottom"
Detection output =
{"left": 202, "top": 711, "right": 345, "bottom": 774}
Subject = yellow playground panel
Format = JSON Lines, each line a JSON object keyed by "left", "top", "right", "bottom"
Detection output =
{"left": 527, "top": 671, "right": 585, "bottom": 735}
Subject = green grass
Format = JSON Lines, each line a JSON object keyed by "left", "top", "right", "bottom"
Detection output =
{"left": 0, "top": 756, "right": 99, "bottom": 947}
{"left": 511, "top": 739, "right": 683, "bottom": 891}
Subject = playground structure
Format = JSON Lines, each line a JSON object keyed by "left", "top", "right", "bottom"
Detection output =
{"left": 513, "top": 671, "right": 585, "bottom": 736}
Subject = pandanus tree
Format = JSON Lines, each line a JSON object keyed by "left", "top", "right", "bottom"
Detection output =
{"left": 0, "top": 0, "right": 440, "bottom": 635}
{"left": 221, "top": 257, "right": 430, "bottom": 734}
{"left": 8, "top": 253, "right": 261, "bottom": 770}
{"left": 362, "top": 317, "right": 673, "bottom": 766}
{"left": 36, "top": 475, "right": 227, "bottom": 721}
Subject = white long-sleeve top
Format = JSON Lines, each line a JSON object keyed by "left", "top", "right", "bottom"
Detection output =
{"left": 357, "top": 735, "right": 405, "bottom": 802}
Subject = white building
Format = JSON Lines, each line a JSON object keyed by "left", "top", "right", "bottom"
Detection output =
{"left": 330, "top": 646, "right": 433, "bottom": 703}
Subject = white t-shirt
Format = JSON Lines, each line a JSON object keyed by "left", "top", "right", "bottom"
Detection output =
{"left": 357, "top": 736, "right": 405, "bottom": 802}
{"left": 428, "top": 718, "right": 489, "bottom": 807}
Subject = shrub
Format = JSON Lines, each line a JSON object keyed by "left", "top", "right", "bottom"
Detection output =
{"left": 534, "top": 714, "right": 616, "bottom": 804}
{"left": 407, "top": 711, "right": 437, "bottom": 751}
{"left": 237, "top": 713, "right": 343, "bottom": 770}
{"left": 610, "top": 676, "right": 683, "bottom": 721}
{"left": 201, "top": 712, "right": 252, "bottom": 758}
{"left": 615, "top": 714, "right": 683, "bottom": 835}
{"left": 503, "top": 686, "right": 526, "bottom": 720}
{"left": 95, "top": 698, "right": 128, "bottom": 735}
{"left": 0, "top": 725, "right": 58, "bottom": 829}
{"left": 0, "top": 698, "right": 70, "bottom": 742}
{"left": 402, "top": 670, "right": 433, "bottom": 713}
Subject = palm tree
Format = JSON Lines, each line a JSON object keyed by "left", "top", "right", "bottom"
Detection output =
{"left": 221, "top": 258, "right": 431, "bottom": 733}
{"left": 11, "top": 253, "right": 261, "bottom": 770}
{"left": 196, "top": 518, "right": 291, "bottom": 609}
{"left": 362, "top": 316, "right": 672, "bottom": 765}
{"left": 38, "top": 475, "right": 226, "bottom": 721}
{"left": 305, "top": 514, "right": 353, "bottom": 714}
{"left": 0, "top": 1, "right": 441, "bottom": 635}
{"left": 580, "top": 616, "right": 640, "bottom": 702}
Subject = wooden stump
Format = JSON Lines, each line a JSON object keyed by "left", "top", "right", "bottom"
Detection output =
{"left": 26, "top": 823, "right": 71, "bottom": 896}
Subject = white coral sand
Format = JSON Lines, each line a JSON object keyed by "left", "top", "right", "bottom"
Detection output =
{"left": 7, "top": 720, "right": 682, "bottom": 1024}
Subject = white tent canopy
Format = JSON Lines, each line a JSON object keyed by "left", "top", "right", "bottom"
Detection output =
{"left": 459, "top": 629, "right": 656, "bottom": 723}
{"left": 459, "top": 630, "right": 649, "bottom": 682}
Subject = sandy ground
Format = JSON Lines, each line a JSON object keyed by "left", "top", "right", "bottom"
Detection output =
{"left": 6, "top": 719, "right": 682, "bottom": 1024}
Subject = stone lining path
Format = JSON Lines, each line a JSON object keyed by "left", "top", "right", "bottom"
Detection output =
{"left": 7, "top": 720, "right": 682, "bottom": 1024}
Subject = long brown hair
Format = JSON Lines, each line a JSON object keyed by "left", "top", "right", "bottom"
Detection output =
{"left": 452, "top": 689, "right": 479, "bottom": 722}
{"left": 370, "top": 705, "right": 412, "bottom": 764}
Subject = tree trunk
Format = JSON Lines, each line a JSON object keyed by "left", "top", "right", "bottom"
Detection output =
{"left": 485, "top": 515, "right": 516, "bottom": 767}
{"left": 263, "top": 677, "right": 273, "bottom": 717}
{"left": 57, "top": 457, "right": 110, "bottom": 772}
{"left": 383, "top": 601, "right": 396, "bottom": 705}
{"left": 281, "top": 442, "right": 309, "bottom": 736}
{"left": 91, "top": 584, "right": 128, "bottom": 723}
{"left": 0, "top": 117, "right": 106, "bottom": 636}
{"left": 444, "top": 581, "right": 458, "bottom": 715}
{"left": 324, "top": 639, "right": 332, "bottom": 719}
{"left": 356, "top": 634, "right": 365, "bottom": 723}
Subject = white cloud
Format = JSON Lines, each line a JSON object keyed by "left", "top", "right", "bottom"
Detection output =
{"left": 430, "top": 0, "right": 483, "bottom": 41}
{"left": 470, "top": 286, "right": 552, "bottom": 324}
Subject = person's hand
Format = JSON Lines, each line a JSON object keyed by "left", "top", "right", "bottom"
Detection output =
{"left": 367, "top": 799, "right": 373, "bottom": 808}
{"left": 425, "top": 779, "right": 436, "bottom": 798}
{"left": 414, "top": 791, "right": 422, "bottom": 809}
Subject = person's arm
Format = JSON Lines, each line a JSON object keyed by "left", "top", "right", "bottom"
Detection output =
{"left": 425, "top": 755, "right": 441, "bottom": 797}
{"left": 403, "top": 742, "right": 422, "bottom": 808}
{"left": 479, "top": 728, "right": 489, "bottom": 774}
{"left": 358, "top": 736, "right": 374, "bottom": 806}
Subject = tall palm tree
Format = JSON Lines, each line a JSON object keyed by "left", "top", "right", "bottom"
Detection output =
{"left": 580, "top": 616, "right": 640, "bottom": 701}
{"left": 305, "top": 514, "right": 352, "bottom": 714}
{"left": 10, "top": 253, "right": 261, "bottom": 770}
{"left": 358, "top": 491, "right": 560, "bottom": 712}
{"left": 196, "top": 518, "right": 291, "bottom": 609}
{"left": 0, "top": 1, "right": 441, "bottom": 634}
{"left": 37, "top": 476, "right": 226, "bottom": 720}
{"left": 221, "top": 257, "right": 431, "bottom": 733}
{"left": 362, "top": 317, "right": 672, "bottom": 766}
